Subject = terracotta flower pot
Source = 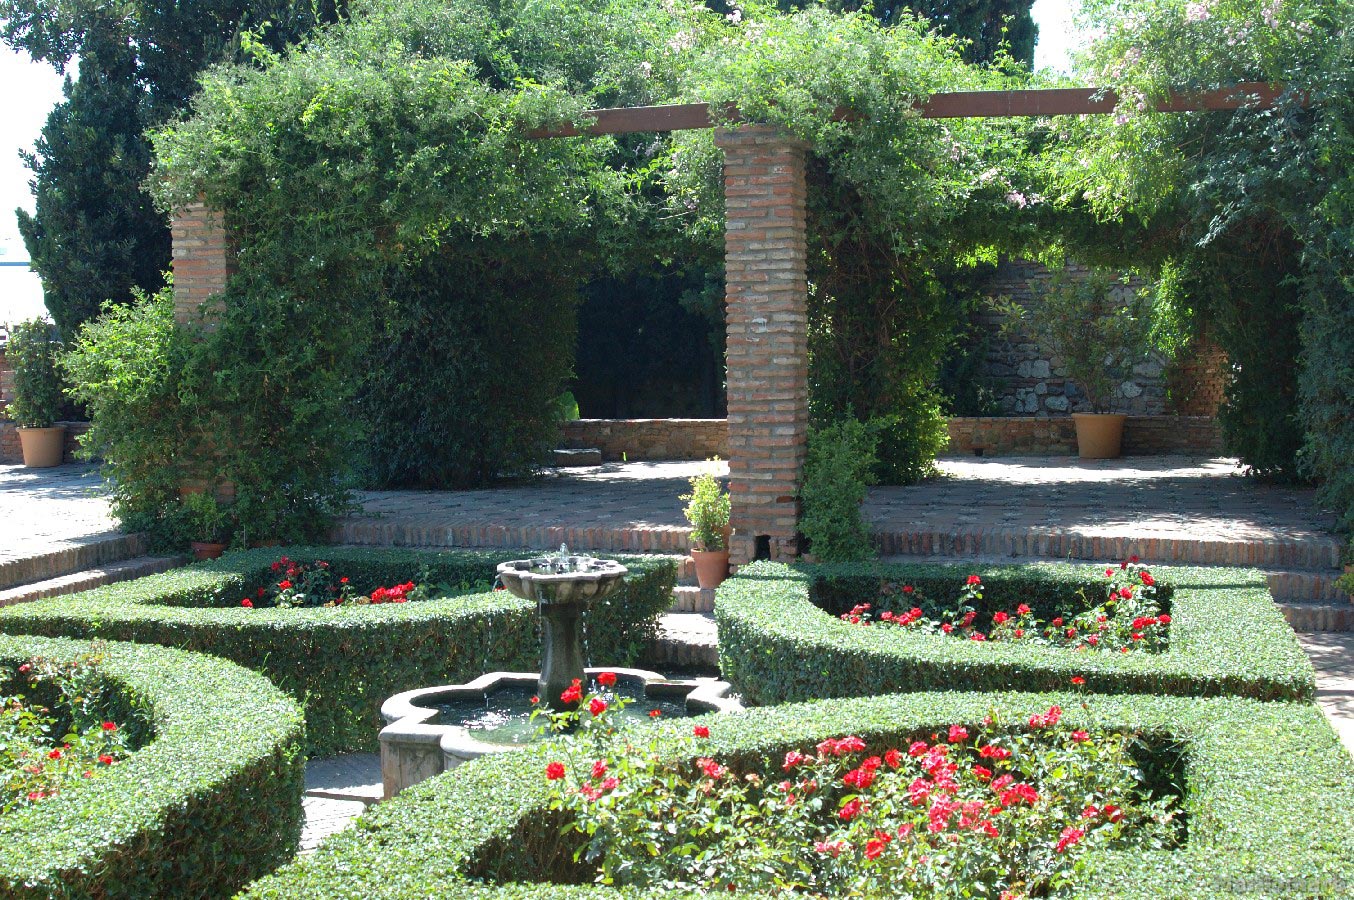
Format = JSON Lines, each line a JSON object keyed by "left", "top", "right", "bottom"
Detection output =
{"left": 1071, "top": 413, "right": 1126, "bottom": 459}
{"left": 191, "top": 541, "right": 227, "bottom": 561}
{"left": 691, "top": 548, "right": 730, "bottom": 591}
{"left": 17, "top": 425, "right": 66, "bottom": 468}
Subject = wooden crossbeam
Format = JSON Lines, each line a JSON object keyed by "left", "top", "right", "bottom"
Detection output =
{"left": 529, "top": 81, "right": 1289, "bottom": 138}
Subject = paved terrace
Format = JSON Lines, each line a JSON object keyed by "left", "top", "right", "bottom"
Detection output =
{"left": 343, "top": 456, "right": 1342, "bottom": 569}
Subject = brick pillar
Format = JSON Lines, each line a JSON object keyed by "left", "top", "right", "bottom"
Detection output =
{"left": 713, "top": 126, "right": 810, "bottom": 566}
{"left": 170, "top": 200, "right": 233, "bottom": 327}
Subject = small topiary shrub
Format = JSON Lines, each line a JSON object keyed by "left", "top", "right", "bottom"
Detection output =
{"left": 239, "top": 691, "right": 1354, "bottom": 899}
{"left": 799, "top": 420, "right": 879, "bottom": 563}
{"left": 0, "top": 634, "right": 304, "bottom": 898}
{"left": 0, "top": 547, "right": 678, "bottom": 757}
{"left": 716, "top": 561, "right": 1313, "bottom": 704}
{"left": 6, "top": 318, "right": 64, "bottom": 428}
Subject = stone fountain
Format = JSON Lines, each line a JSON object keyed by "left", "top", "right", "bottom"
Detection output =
{"left": 379, "top": 547, "right": 740, "bottom": 798}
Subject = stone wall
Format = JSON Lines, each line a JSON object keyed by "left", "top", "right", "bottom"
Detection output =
{"left": 975, "top": 260, "right": 1166, "bottom": 415}
{"left": 945, "top": 416, "right": 1224, "bottom": 456}
{"left": 0, "top": 421, "right": 92, "bottom": 465}
{"left": 560, "top": 419, "right": 728, "bottom": 462}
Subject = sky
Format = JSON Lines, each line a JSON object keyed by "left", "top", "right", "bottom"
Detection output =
{"left": 0, "top": 1, "right": 1085, "bottom": 326}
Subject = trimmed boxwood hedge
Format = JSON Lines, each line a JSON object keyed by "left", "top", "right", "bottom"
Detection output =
{"left": 716, "top": 561, "right": 1315, "bottom": 704}
{"left": 240, "top": 691, "right": 1354, "bottom": 899}
{"left": 0, "top": 634, "right": 304, "bottom": 898}
{"left": 0, "top": 547, "right": 677, "bottom": 757}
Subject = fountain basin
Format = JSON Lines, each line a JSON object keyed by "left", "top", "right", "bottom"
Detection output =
{"left": 379, "top": 667, "right": 741, "bottom": 799}
{"left": 496, "top": 555, "right": 628, "bottom": 605}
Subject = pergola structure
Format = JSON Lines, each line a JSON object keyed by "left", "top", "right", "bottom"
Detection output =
{"left": 171, "top": 82, "right": 1287, "bottom": 565}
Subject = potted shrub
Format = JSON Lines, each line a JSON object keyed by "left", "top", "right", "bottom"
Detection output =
{"left": 6, "top": 318, "right": 66, "bottom": 467}
{"left": 996, "top": 268, "right": 1151, "bottom": 459}
{"left": 178, "top": 491, "right": 232, "bottom": 560}
{"left": 682, "top": 465, "right": 732, "bottom": 590}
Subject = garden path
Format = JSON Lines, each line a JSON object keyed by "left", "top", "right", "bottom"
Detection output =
{"left": 0, "top": 463, "right": 118, "bottom": 566}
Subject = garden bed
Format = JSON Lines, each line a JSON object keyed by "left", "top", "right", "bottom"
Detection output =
{"left": 716, "top": 561, "right": 1315, "bottom": 704}
{"left": 0, "top": 633, "right": 304, "bottom": 898}
{"left": 239, "top": 691, "right": 1354, "bottom": 899}
{"left": 0, "top": 547, "right": 678, "bottom": 756}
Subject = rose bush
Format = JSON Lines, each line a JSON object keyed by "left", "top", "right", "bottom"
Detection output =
{"left": 839, "top": 561, "right": 1170, "bottom": 653}
{"left": 539, "top": 681, "right": 1177, "bottom": 898}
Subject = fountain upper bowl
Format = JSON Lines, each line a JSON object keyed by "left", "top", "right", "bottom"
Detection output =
{"left": 496, "top": 555, "right": 628, "bottom": 605}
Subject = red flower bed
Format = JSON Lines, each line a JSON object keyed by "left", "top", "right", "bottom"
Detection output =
{"left": 840, "top": 559, "right": 1169, "bottom": 653}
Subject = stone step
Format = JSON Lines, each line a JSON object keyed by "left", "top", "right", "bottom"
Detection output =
{"left": 874, "top": 528, "right": 1344, "bottom": 572}
{"left": 0, "top": 555, "right": 185, "bottom": 608}
{"left": 1280, "top": 601, "right": 1354, "bottom": 633}
{"left": 645, "top": 612, "right": 719, "bottom": 672}
{"left": 0, "top": 532, "right": 147, "bottom": 592}
{"left": 550, "top": 448, "right": 603, "bottom": 467}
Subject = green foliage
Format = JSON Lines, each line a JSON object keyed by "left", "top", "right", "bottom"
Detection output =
{"left": 681, "top": 466, "right": 731, "bottom": 551}
{"left": 993, "top": 268, "right": 1151, "bottom": 414}
{"left": 241, "top": 691, "right": 1354, "bottom": 900}
{"left": 0, "top": 634, "right": 304, "bottom": 899}
{"left": 175, "top": 491, "right": 232, "bottom": 544}
{"left": 0, "top": 548, "right": 678, "bottom": 757}
{"left": 5, "top": 318, "right": 63, "bottom": 428}
{"left": 716, "top": 561, "right": 1314, "bottom": 705}
{"left": 358, "top": 245, "right": 579, "bottom": 488}
{"left": 800, "top": 420, "right": 879, "bottom": 563}
{"left": 866, "top": 393, "right": 949, "bottom": 485}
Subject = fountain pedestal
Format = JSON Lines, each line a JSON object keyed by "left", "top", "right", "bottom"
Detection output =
{"left": 539, "top": 601, "right": 587, "bottom": 710}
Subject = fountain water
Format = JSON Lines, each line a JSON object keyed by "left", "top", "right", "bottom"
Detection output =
{"left": 379, "top": 547, "right": 739, "bottom": 798}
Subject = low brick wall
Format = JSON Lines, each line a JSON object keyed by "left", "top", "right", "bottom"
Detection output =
{"left": 945, "top": 416, "right": 1224, "bottom": 456}
{"left": 562, "top": 416, "right": 1223, "bottom": 461}
{"left": 561, "top": 419, "right": 728, "bottom": 462}
{"left": 0, "top": 421, "right": 92, "bottom": 465}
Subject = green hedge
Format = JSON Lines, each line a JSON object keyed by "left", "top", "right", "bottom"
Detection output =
{"left": 0, "top": 634, "right": 304, "bottom": 898}
{"left": 0, "top": 547, "right": 677, "bottom": 757}
{"left": 240, "top": 691, "right": 1354, "bottom": 899}
{"left": 716, "top": 561, "right": 1315, "bottom": 704}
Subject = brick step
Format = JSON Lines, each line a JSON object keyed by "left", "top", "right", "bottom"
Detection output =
{"left": 1280, "top": 601, "right": 1354, "bottom": 633}
{"left": 333, "top": 521, "right": 694, "bottom": 556}
{"left": 644, "top": 612, "right": 719, "bottom": 672}
{"left": 0, "top": 555, "right": 185, "bottom": 608}
{"left": 550, "top": 448, "right": 603, "bottom": 467}
{"left": 874, "top": 528, "right": 1343, "bottom": 572}
{"left": 668, "top": 585, "right": 715, "bottom": 613}
{"left": 0, "top": 532, "right": 147, "bottom": 592}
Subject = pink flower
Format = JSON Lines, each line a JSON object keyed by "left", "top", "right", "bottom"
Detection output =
{"left": 948, "top": 725, "right": 969, "bottom": 743}
{"left": 698, "top": 757, "right": 726, "bottom": 779}
{"left": 783, "top": 750, "right": 809, "bottom": 770}
{"left": 1071, "top": 730, "right": 1090, "bottom": 742}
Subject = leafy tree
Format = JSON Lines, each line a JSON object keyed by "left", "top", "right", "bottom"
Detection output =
{"left": 3, "top": 0, "right": 337, "bottom": 335}
{"left": 16, "top": 20, "right": 167, "bottom": 338}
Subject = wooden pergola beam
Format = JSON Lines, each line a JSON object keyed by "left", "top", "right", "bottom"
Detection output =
{"left": 529, "top": 81, "right": 1289, "bottom": 138}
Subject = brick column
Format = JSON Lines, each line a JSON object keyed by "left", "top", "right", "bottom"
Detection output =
{"left": 713, "top": 126, "right": 810, "bottom": 565}
{"left": 170, "top": 200, "right": 233, "bottom": 327}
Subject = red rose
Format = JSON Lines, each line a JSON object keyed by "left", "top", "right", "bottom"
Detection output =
{"left": 1016, "top": 603, "right": 1031, "bottom": 615}
{"left": 783, "top": 750, "right": 808, "bottom": 770}
{"left": 1055, "top": 826, "right": 1085, "bottom": 853}
{"left": 693, "top": 725, "right": 710, "bottom": 738}
{"left": 545, "top": 762, "right": 566, "bottom": 780}
{"left": 560, "top": 679, "right": 583, "bottom": 705}
{"left": 884, "top": 748, "right": 903, "bottom": 768}
{"left": 48, "top": 749, "right": 62, "bottom": 760}
{"left": 596, "top": 671, "right": 617, "bottom": 687}
{"left": 1071, "top": 730, "right": 1090, "bottom": 742}
{"left": 1140, "top": 571, "right": 1155, "bottom": 586}
{"left": 903, "top": 585, "right": 915, "bottom": 593}
{"left": 948, "top": 725, "right": 969, "bottom": 743}
{"left": 839, "top": 798, "right": 864, "bottom": 821}
{"left": 648, "top": 709, "right": 661, "bottom": 718}
{"left": 591, "top": 759, "right": 607, "bottom": 779}
{"left": 993, "top": 611, "right": 1009, "bottom": 625}
{"left": 589, "top": 697, "right": 608, "bottom": 717}
{"left": 241, "top": 598, "right": 254, "bottom": 608}
{"left": 101, "top": 721, "right": 117, "bottom": 732}
{"left": 1071, "top": 676, "right": 1085, "bottom": 685}
{"left": 966, "top": 575, "right": 982, "bottom": 586}
{"left": 1158, "top": 613, "right": 1171, "bottom": 624}
{"left": 98, "top": 754, "right": 114, "bottom": 765}
{"left": 278, "top": 580, "right": 293, "bottom": 590}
